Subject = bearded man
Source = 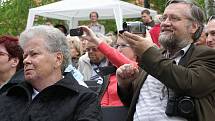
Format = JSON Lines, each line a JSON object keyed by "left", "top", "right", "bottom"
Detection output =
{"left": 116, "top": 0, "right": 215, "bottom": 121}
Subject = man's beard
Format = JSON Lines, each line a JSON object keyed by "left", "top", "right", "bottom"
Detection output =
{"left": 159, "top": 32, "right": 190, "bottom": 52}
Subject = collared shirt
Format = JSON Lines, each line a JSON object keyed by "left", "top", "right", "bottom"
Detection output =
{"left": 134, "top": 44, "right": 191, "bottom": 121}
{"left": 88, "top": 23, "right": 105, "bottom": 35}
{"left": 90, "top": 59, "right": 108, "bottom": 84}
{"left": 32, "top": 88, "right": 39, "bottom": 99}
{"left": 65, "top": 64, "right": 88, "bottom": 87}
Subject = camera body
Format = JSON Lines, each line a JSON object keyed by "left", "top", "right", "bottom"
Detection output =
{"left": 70, "top": 28, "right": 83, "bottom": 36}
{"left": 120, "top": 21, "right": 146, "bottom": 35}
{"left": 165, "top": 95, "right": 195, "bottom": 119}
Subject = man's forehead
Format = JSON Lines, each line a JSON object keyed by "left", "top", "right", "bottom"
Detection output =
{"left": 164, "top": 3, "right": 190, "bottom": 14}
{"left": 207, "top": 20, "right": 215, "bottom": 26}
{"left": 206, "top": 20, "right": 215, "bottom": 31}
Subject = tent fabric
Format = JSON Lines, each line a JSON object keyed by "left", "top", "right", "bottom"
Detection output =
{"left": 26, "top": 0, "right": 157, "bottom": 31}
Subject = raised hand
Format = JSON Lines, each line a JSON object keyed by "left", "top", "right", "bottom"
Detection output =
{"left": 116, "top": 64, "right": 139, "bottom": 88}
{"left": 80, "top": 26, "right": 102, "bottom": 45}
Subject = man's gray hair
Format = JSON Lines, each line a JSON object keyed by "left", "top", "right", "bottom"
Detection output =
{"left": 19, "top": 25, "right": 71, "bottom": 72}
{"left": 166, "top": 0, "right": 205, "bottom": 41}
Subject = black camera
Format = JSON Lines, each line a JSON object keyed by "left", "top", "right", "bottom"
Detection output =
{"left": 119, "top": 21, "right": 146, "bottom": 35}
{"left": 70, "top": 28, "right": 83, "bottom": 36}
{"left": 165, "top": 95, "right": 195, "bottom": 119}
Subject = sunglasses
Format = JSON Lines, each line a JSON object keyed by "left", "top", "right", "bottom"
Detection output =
{"left": 208, "top": 15, "right": 215, "bottom": 22}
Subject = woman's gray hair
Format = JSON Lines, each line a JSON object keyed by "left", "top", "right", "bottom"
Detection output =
{"left": 19, "top": 25, "right": 71, "bottom": 72}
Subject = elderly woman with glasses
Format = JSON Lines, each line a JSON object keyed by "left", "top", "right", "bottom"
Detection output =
{"left": 0, "top": 25, "right": 102, "bottom": 121}
{"left": 80, "top": 26, "right": 139, "bottom": 107}
{"left": 0, "top": 35, "right": 23, "bottom": 93}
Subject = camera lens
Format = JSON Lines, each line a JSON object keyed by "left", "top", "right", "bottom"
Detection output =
{"left": 178, "top": 98, "right": 194, "bottom": 114}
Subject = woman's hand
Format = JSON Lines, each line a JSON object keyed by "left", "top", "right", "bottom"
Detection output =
{"left": 80, "top": 26, "right": 102, "bottom": 46}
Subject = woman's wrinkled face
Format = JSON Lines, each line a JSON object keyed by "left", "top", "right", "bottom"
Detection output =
{"left": 23, "top": 37, "right": 58, "bottom": 82}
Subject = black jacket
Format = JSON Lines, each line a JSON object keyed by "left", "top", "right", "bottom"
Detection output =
{"left": 0, "top": 73, "right": 102, "bottom": 121}
{"left": 0, "top": 69, "right": 24, "bottom": 95}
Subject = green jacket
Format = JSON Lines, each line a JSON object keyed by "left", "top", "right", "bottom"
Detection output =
{"left": 118, "top": 44, "right": 215, "bottom": 121}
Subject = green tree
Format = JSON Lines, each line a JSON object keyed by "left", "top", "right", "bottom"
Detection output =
{"left": 0, "top": 0, "right": 34, "bottom": 35}
{"left": 150, "top": 0, "right": 205, "bottom": 13}
{"left": 0, "top": 0, "right": 57, "bottom": 36}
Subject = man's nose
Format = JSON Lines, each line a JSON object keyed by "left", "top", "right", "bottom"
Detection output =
{"left": 206, "top": 35, "right": 213, "bottom": 42}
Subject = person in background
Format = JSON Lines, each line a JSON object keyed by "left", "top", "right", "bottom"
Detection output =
{"left": 149, "top": 14, "right": 162, "bottom": 47}
{"left": 141, "top": 9, "right": 155, "bottom": 30}
{"left": 45, "top": 21, "right": 53, "bottom": 27}
{"left": 0, "top": 25, "right": 101, "bottom": 121}
{"left": 88, "top": 11, "right": 105, "bottom": 35}
{"left": 116, "top": 0, "right": 215, "bottom": 121}
{"left": 105, "top": 32, "right": 117, "bottom": 46}
{"left": 78, "top": 38, "right": 109, "bottom": 82}
{"left": 0, "top": 35, "right": 23, "bottom": 94}
{"left": 195, "top": 27, "right": 207, "bottom": 46}
{"left": 54, "top": 24, "right": 68, "bottom": 35}
{"left": 67, "top": 36, "right": 81, "bottom": 68}
{"left": 65, "top": 35, "right": 87, "bottom": 87}
{"left": 81, "top": 26, "right": 139, "bottom": 106}
{"left": 80, "top": 37, "right": 89, "bottom": 55}
{"left": 205, "top": 15, "right": 215, "bottom": 49}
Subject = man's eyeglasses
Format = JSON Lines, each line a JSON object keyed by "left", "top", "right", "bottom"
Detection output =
{"left": 114, "top": 44, "right": 130, "bottom": 49}
{"left": 86, "top": 47, "right": 98, "bottom": 52}
{"left": 208, "top": 15, "right": 215, "bottom": 22}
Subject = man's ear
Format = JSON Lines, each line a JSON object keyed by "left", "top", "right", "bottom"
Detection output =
{"left": 192, "top": 22, "right": 203, "bottom": 41}
{"left": 11, "top": 58, "right": 19, "bottom": 68}
{"left": 191, "top": 22, "right": 199, "bottom": 34}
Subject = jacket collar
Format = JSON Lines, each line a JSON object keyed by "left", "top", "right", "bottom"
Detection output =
{"left": 6, "top": 73, "right": 80, "bottom": 99}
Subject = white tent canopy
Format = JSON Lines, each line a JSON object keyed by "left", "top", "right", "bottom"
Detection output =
{"left": 26, "top": 0, "right": 157, "bottom": 31}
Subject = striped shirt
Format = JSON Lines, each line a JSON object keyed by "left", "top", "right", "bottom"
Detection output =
{"left": 134, "top": 44, "right": 191, "bottom": 121}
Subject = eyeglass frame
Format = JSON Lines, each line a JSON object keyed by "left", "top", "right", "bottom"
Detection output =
{"left": 0, "top": 51, "right": 11, "bottom": 59}
{"left": 159, "top": 14, "right": 193, "bottom": 23}
{"left": 208, "top": 15, "right": 215, "bottom": 22}
{"left": 114, "top": 44, "right": 130, "bottom": 49}
{"left": 86, "top": 47, "right": 98, "bottom": 52}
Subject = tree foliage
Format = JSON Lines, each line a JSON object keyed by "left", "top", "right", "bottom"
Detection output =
{"left": 0, "top": 0, "right": 208, "bottom": 36}
{"left": 0, "top": 0, "right": 34, "bottom": 35}
{"left": 0, "top": 0, "right": 56, "bottom": 36}
{"left": 150, "top": 0, "right": 205, "bottom": 13}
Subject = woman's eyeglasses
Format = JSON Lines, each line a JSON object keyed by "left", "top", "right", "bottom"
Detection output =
{"left": 0, "top": 51, "right": 10, "bottom": 57}
{"left": 86, "top": 47, "right": 98, "bottom": 52}
{"left": 114, "top": 44, "right": 130, "bottom": 49}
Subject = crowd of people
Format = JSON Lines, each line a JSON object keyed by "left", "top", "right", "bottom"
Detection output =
{"left": 0, "top": 0, "right": 215, "bottom": 121}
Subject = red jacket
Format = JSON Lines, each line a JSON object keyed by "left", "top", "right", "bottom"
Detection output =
{"left": 149, "top": 24, "right": 160, "bottom": 47}
{"left": 97, "top": 42, "right": 137, "bottom": 106}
